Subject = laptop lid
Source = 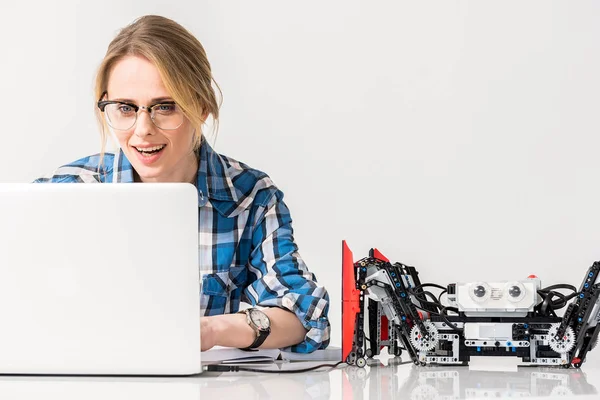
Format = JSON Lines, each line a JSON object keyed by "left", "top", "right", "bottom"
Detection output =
{"left": 0, "top": 183, "right": 201, "bottom": 375}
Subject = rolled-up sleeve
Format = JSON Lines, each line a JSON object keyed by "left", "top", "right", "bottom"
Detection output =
{"left": 242, "top": 189, "right": 330, "bottom": 353}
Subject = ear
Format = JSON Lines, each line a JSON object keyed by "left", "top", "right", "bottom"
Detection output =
{"left": 201, "top": 111, "right": 210, "bottom": 123}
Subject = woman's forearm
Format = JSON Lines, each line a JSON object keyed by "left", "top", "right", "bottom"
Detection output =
{"left": 201, "top": 307, "right": 307, "bottom": 350}
{"left": 260, "top": 307, "right": 307, "bottom": 348}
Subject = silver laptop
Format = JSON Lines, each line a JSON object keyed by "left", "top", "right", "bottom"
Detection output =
{"left": 0, "top": 183, "right": 201, "bottom": 375}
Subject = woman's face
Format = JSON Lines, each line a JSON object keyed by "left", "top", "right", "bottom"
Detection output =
{"left": 106, "top": 55, "right": 198, "bottom": 183}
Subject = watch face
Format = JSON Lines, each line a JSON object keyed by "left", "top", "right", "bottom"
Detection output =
{"left": 249, "top": 309, "right": 270, "bottom": 330}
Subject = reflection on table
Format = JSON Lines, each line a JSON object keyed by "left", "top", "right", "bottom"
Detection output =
{"left": 0, "top": 362, "right": 333, "bottom": 400}
{"left": 0, "top": 356, "right": 597, "bottom": 400}
{"left": 342, "top": 357, "right": 598, "bottom": 399}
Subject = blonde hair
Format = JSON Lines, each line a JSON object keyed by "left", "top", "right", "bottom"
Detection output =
{"left": 94, "top": 15, "right": 222, "bottom": 169}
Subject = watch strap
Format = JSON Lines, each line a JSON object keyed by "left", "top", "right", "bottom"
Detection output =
{"left": 244, "top": 326, "right": 270, "bottom": 350}
{"left": 238, "top": 308, "right": 271, "bottom": 350}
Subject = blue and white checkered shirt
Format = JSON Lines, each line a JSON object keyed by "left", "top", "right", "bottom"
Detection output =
{"left": 33, "top": 140, "right": 330, "bottom": 353}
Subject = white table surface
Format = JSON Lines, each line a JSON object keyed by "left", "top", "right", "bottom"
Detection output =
{"left": 0, "top": 353, "right": 597, "bottom": 399}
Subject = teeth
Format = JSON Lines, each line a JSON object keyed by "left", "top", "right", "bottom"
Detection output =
{"left": 135, "top": 145, "right": 165, "bottom": 152}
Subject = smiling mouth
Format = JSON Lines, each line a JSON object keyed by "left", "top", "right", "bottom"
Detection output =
{"left": 134, "top": 145, "right": 166, "bottom": 156}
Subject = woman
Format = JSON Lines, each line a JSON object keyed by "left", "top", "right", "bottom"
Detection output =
{"left": 34, "top": 15, "right": 330, "bottom": 353}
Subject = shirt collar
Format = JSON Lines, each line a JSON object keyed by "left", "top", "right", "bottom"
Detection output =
{"left": 196, "top": 138, "right": 239, "bottom": 205}
{"left": 114, "top": 139, "right": 239, "bottom": 207}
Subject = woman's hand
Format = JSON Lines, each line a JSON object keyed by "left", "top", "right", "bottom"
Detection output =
{"left": 200, "top": 313, "right": 255, "bottom": 351}
{"left": 200, "top": 317, "right": 218, "bottom": 351}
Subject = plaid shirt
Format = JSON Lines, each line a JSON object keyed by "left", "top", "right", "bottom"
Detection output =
{"left": 33, "top": 141, "right": 330, "bottom": 353}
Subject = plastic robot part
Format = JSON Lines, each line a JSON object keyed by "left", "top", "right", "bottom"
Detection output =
{"left": 468, "top": 282, "right": 491, "bottom": 303}
{"left": 456, "top": 279, "right": 540, "bottom": 317}
{"left": 410, "top": 321, "right": 439, "bottom": 351}
{"left": 342, "top": 241, "right": 600, "bottom": 368}
{"left": 547, "top": 323, "right": 576, "bottom": 354}
{"left": 505, "top": 281, "right": 527, "bottom": 303}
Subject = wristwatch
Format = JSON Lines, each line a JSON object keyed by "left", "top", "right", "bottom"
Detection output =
{"left": 237, "top": 308, "right": 271, "bottom": 350}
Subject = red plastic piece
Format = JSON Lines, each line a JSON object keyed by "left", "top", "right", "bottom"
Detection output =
{"left": 528, "top": 275, "right": 538, "bottom": 279}
{"left": 380, "top": 315, "right": 389, "bottom": 349}
{"left": 342, "top": 240, "right": 360, "bottom": 362}
{"left": 372, "top": 248, "right": 390, "bottom": 262}
{"left": 374, "top": 248, "right": 390, "bottom": 348}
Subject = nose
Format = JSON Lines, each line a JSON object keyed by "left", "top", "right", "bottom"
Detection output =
{"left": 133, "top": 108, "right": 155, "bottom": 138}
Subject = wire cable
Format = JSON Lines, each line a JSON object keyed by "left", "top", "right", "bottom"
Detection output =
{"left": 205, "top": 361, "right": 346, "bottom": 374}
{"left": 439, "top": 306, "right": 463, "bottom": 332}
{"left": 413, "top": 283, "right": 446, "bottom": 291}
{"left": 437, "top": 290, "right": 448, "bottom": 305}
{"left": 409, "top": 302, "right": 463, "bottom": 332}
{"left": 536, "top": 284, "right": 578, "bottom": 316}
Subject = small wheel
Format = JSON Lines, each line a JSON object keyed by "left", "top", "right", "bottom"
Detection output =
{"left": 394, "top": 347, "right": 402, "bottom": 357}
{"left": 346, "top": 351, "right": 357, "bottom": 365}
{"left": 420, "top": 361, "right": 427, "bottom": 367}
{"left": 365, "top": 349, "right": 374, "bottom": 358}
{"left": 356, "top": 357, "right": 367, "bottom": 368}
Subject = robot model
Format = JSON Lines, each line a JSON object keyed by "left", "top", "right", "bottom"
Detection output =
{"left": 342, "top": 241, "right": 600, "bottom": 368}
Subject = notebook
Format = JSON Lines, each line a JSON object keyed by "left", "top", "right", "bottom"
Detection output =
{"left": 202, "top": 346, "right": 342, "bottom": 364}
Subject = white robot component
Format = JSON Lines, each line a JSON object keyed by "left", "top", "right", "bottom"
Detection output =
{"left": 410, "top": 321, "right": 439, "bottom": 351}
{"left": 454, "top": 280, "right": 540, "bottom": 317}
{"left": 547, "top": 323, "right": 576, "bottom": 354}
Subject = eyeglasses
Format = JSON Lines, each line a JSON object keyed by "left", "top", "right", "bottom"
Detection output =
{"left": 97, "top": 95, "right": 184, "bottom": 131}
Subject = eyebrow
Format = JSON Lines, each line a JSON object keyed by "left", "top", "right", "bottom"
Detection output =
{"left": 110, "top": 97, "right": 175, "bottom": 104}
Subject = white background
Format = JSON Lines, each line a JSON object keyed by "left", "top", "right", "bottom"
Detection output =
{"left": 2, "top": 1, "right": 600, "bottom": 347}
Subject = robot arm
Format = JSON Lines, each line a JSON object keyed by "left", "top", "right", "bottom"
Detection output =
{"left": 344, "top": 250, "right": 437, "bottom": 366}
{"left": 558, "top": 263, "right": 600, "bottom": 367}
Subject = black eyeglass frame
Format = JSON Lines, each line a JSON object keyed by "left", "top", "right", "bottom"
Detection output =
{"left": 97, "top": 92, "right": 183, "bottom": 131}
